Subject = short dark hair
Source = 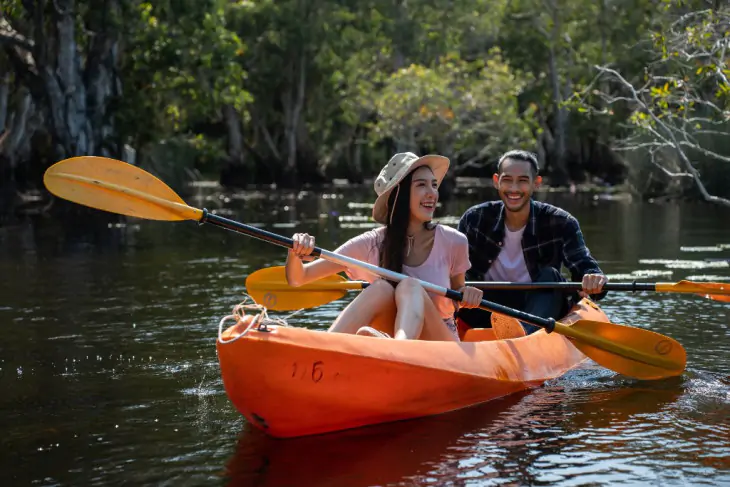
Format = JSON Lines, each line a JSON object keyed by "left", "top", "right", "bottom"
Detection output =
{"left": 497, "top": 150, "right": 539, "bottom": 176}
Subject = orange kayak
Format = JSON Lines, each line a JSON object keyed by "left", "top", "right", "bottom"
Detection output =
{"left": 217, "top": 298, "right": 609, "bottom": 438}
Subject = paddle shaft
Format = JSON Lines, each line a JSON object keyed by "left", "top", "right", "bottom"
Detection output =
{"left": 201, "top": 210, "right": 559, "bottom": 332}
{"left": 204, "top": 211, "right": 684, "bottom": 368}
{"left": 316, "top": 281, "right": 665, "bottom": 292}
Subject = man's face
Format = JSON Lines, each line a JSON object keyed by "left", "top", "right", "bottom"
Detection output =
{"left": 492, "top": 159, "right": 542, "bottom": 213}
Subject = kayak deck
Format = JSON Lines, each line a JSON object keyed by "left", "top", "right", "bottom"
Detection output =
{"left": 216, "top": 298, "right": 608, "bottom": 438}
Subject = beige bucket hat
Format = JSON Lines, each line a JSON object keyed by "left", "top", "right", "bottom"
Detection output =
{"left": 372, "top": 152, "right": 450, "bottom": 224}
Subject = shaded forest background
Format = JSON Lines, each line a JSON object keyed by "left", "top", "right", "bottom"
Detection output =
{"left": 1, "top": 0, "right": 729, "bottom": 214}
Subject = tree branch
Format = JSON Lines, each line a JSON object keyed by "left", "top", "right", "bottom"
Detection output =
{"left": 0, "top": 17, "right": 36, "bottom": 68}
{"left": 595, "top": 65, "right": 730, "bottom": 207}
{"left": 0, "top": 32, "right": 34, "bottom": 52}
{"left": 649, "top": 159, "right": 694, "bottom": 179}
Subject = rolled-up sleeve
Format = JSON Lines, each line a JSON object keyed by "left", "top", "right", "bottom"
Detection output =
{"left": 562, "top": 217, "right": 608, "bottom": 301}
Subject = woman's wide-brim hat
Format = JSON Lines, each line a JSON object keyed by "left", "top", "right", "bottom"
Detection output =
{"left": 372, "top": 152, "right": 450, "bottom": 224}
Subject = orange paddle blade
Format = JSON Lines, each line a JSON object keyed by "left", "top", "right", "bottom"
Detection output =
{"left": 656, "top": 280, "right": 730, "bottom": 302}
{"left": 44, "top": 156, "right": 202, "bottom": 221}
{"left": 555, "top": 320, "right": 686, "bottom": 380}
{"left": 245, "top": 266, "right": 361, "bottom": 311}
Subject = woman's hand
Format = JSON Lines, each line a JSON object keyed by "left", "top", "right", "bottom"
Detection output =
{"left": 459, "top": 286, "right": 483, "bottom": 308}
{"left": 290, "top": 233, "right": 316, "bottom": 261}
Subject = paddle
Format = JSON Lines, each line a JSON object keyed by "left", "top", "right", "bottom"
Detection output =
{"left": 43, "top": 156, "right": 687, "bottom": 380}
{"left": 246, "top": 266, "right": 730, "bottom": 310}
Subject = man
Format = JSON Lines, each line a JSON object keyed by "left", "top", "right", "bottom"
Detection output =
{"left": 456, "top": 149, "right": 608, "bottom": 338}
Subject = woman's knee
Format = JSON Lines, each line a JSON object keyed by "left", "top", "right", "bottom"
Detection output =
{"left": 367, "top": 278, "right": 396, "bottom": 300}
{"left": 394, "top": 277, "right": 423, "bottom": 299}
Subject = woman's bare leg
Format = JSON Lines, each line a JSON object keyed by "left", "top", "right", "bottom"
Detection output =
{"left": 419, "top": 293, "right": 459, "bottom": 342}
{"left": 328, "top": 279, "right": 396, "bottom": 335}
{"left": 393, "top": 278, "right": 458, "bottom": 341}
{"left": 392, "top": 278, "right": 425, "bottom": 339}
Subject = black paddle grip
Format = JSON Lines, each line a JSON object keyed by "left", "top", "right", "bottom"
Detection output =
{"left": 444, "top": 288, "right": 556, "bottom": 333}
{"left": 201, "top": 209, "right": 324, "bottom": 257}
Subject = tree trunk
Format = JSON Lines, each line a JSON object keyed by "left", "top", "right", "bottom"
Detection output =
{"left": 85, "top": 0, "right": 122, "bottom": 159}
{"left": 352, "top": 129, "right": 363, "bottom": 183}
{"left": 281, "top": 53, "right": 306, "bottom": 186}
{"left": 1, "top": 0, "right": 123, "bottom": 181}
{"left": 546, "top": 0, "right": 569, "bottom": 186}
{"left": 3, "top": 86, "right": 34, "bottom": 171}
{"left": 0, "top": 73, "right": 8, "bottom": 133}
{"left": 219, "top": 104, "right": 247, "bottom": 188}
{"left": 42, "top": 0, "right": 90, "bottom": 157}
{"left": 548, "top": 52, "right": 569, "bottom": 185}
{"left": 223, "top": 104, "right": 244, "bottom": 167}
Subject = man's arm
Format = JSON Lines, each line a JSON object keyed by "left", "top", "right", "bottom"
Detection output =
{"left": 457, "top": 207, "right": 483, "bottom": 282}
{"left": 562, "top": 217, "right": 608, "bottom": 301}
{"left": 456, "top": 209, "right": 470, "bottom": 235}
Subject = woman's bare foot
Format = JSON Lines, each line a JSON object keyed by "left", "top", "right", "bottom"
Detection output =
{"left": 355, "top": 326, "right": 392, "bottom": 339}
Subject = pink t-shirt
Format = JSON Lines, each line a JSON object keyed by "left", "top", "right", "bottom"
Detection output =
{"left": 334, "top": 225, "right": 471, "bottom": 321}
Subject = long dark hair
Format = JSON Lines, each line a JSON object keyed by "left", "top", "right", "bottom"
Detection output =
{"left": 379, "top": 170, "right": 436, "bottom": 273}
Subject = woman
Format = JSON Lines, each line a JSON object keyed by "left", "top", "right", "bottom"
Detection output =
{"left": 285, "top": 152, "right": 483, "bottom": 341}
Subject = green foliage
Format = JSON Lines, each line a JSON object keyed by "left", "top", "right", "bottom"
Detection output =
{"left": 2, "top": 0, "right": 729, "bottom": 197}
{"left": 604, "top": 6, "right": 730, "bottom": 137}
{"left": 370, "top": 51, "right": 536, "bottom": 158}
{"left": 118, "top": 0, "right": 250, "bottom": 146}
{"left": 569, "top": 2, "right": 730, "bottom": 200}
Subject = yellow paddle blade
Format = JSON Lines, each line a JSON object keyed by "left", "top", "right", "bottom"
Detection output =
{"left": 656, "top": 280, "right": 730, "bottom": 302}
{"left": 245, "top": 266, "right": 352, "bottom": 311}
{"left": 556, "top": 320, "right": 686, "bottom": 380}
{"left": 44, "top": 156, "right": 203, "bottom": 221}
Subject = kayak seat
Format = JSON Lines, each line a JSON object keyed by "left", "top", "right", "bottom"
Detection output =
{"left": 457, "top": 317, "right": 498, "bottom": 342}
{"left": 461, "top": 328, "right": 498, "bottom": 342}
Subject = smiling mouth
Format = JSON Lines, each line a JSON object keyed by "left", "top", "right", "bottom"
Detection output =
{"left": 506, "top": 194, "right": 523, "bottom": 202}
{"left": 420, "top": 201, "right": 435, "bottom": 210}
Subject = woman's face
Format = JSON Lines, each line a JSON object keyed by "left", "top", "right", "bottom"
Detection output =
{"left": 409, "top": 165, "right": 438, "bottom": 223}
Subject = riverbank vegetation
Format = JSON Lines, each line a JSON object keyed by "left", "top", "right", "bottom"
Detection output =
{"left": 1, "top": 0, "right": 729, "bottom": 214}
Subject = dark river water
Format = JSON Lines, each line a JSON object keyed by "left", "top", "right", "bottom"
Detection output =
{"left": 1, "top": 184, "right": 729, "bottom": 486}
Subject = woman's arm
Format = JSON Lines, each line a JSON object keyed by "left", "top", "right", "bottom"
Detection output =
{"left": 449, "top": 229, "right": 482, "bottom": 308}
{"left": 285, "top": 233, "right": 348, "bottom": 286}
{"left": 450, "top": 272, "right": 483, "bottom": 308}
{"left": 450, "top": 273, "right": 466, "bottom": 291}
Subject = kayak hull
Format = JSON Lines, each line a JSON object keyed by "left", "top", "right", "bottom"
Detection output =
{"left": 216, "top": 298, "right": 608, "bottom": 438}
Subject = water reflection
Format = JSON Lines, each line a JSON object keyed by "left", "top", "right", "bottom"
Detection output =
{"left": 224, "top": 367, "right": 730, "bottom": 486}
{"left": 226, "top": 393, "right": 531, "bottom": 487}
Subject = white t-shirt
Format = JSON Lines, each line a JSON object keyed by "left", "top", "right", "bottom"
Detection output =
{"left": 485, "top": 225, "right": 531, "bottom": 282}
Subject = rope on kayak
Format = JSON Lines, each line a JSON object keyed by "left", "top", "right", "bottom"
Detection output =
{"left": 218, "top": 293, "right": 292, "bottom": 344}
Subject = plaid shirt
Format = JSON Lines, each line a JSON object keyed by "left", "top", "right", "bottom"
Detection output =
{"left": 457, "top": 200, "right": 606, "bottom": 300}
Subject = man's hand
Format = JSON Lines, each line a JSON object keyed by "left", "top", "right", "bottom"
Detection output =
{"left": 579, "top": 273, "right": 608, "bottom": 298}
